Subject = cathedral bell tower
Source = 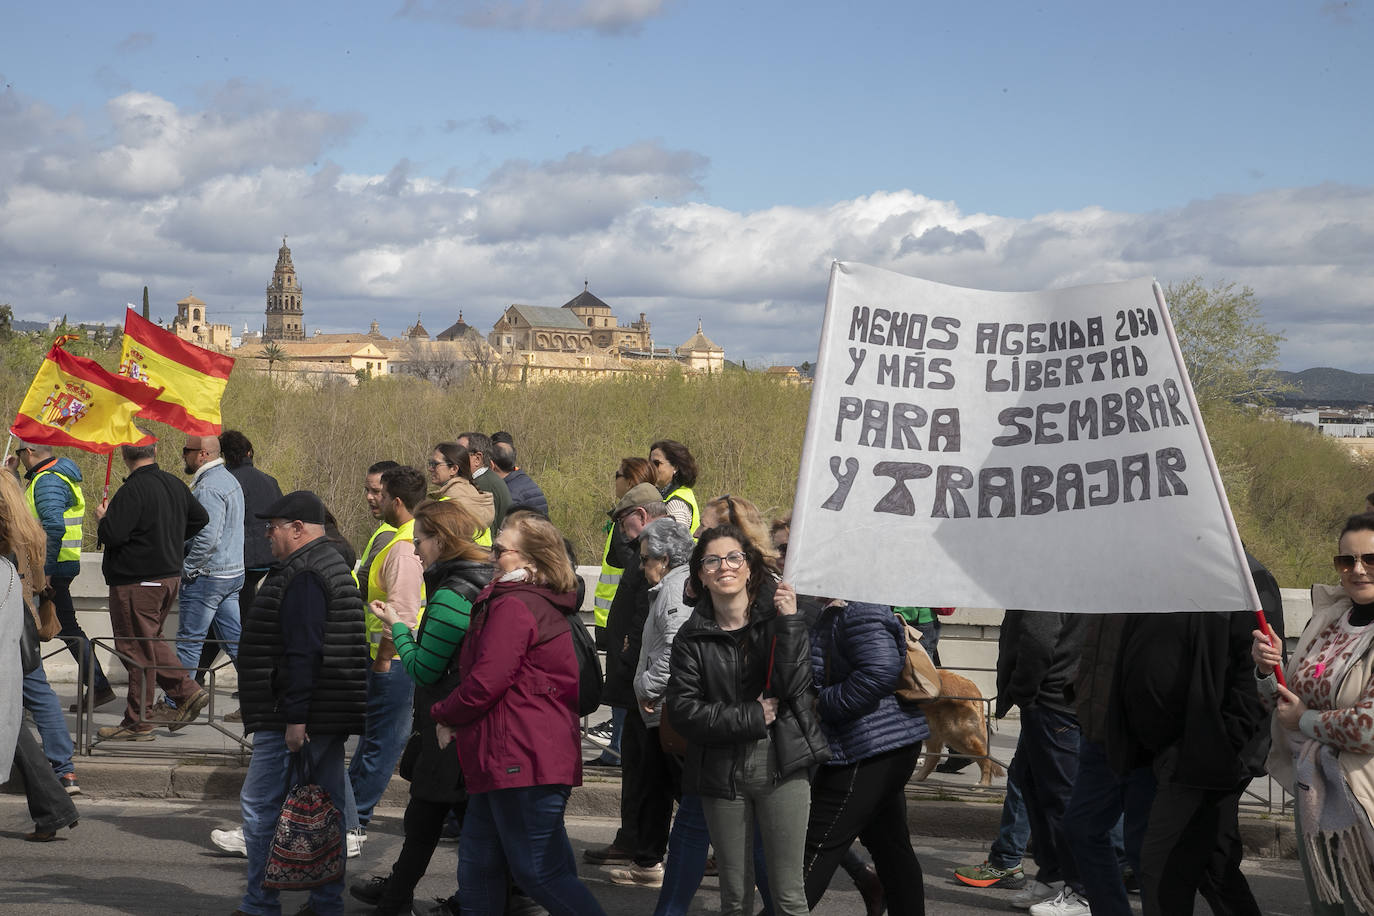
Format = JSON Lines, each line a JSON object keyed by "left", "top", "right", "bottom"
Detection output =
{"left": 264, "top": 237, "right": 305, "bottom": 341}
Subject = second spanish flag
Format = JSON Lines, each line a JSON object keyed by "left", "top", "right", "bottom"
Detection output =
{"left": 118, "top": 307, "right": 235, "bottom": 436}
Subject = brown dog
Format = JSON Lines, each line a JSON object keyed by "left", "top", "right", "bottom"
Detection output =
{"left": 912, "top": 669, "right": 1005, "bottom": 786}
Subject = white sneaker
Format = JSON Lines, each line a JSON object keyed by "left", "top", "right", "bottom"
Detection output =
{"left": 347, "top": 826, "right": 365, "bottom": 859}
{"left": 210, "top": 826, "right": 247, "bottom": 857}
{"left": 1029, "top": 886, "right": 1091, "bottom": 916}
{"left": 1009, "top": 880, "right": 1058, "bottom": 909}
{"left": 606, "top": 862, "right": 665, "bottom": 887}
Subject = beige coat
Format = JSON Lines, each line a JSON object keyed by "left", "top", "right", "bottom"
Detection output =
{"left": 1266, "top": 583, "right": 1374, "bottom": 834}
{"left": 431, "top": 476, "right": 495, "bottom": 529}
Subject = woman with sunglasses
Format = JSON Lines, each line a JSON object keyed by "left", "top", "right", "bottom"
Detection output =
{"left": 648, "top": 440, "right": 700, "bottom": 533}
{"left": 431, "top": 514, "right": 606, "bottom": 916}
{"left": 667, "top": 524, "right": 828, "bottom": 916}
{"left": 1254, "top": 513, "right": 1374, "bottom": 914}
{"left": 359, "top": 499, "right": 492, "bottom": 915}
{"left": 429, "top": 441, "right": 495, "bottom": 532}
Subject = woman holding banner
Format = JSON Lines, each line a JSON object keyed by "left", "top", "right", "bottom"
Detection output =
{"left": 1253, "top": 513, "right": 1374, "bottom": 915}
{"left": 666, "top": 524, "right": 827, "bottom": 916}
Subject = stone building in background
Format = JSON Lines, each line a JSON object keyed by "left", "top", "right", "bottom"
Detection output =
{"left": 489, "top": 283, "right": 653, "bottom": 357}
{"left": 171, "top": 293, "right": 233, "bottom": 351}
{"left": 263, "top": 237, "right": 305, "bottom": 341}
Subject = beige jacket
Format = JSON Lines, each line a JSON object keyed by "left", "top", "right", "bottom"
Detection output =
{"left": 1266, "top": 583, "right": 1374, "bottom": 832}
{"left": 431, "top": 476, "right": 495, "bottom": 529}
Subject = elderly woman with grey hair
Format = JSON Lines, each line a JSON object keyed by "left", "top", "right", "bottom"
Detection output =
{"left": 632, "top": 517, "right": 697, "bottom": 728}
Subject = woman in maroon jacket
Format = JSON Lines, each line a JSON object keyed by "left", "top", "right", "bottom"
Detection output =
{"left": 431, "top": 514, "right": 606, "bottom": 916}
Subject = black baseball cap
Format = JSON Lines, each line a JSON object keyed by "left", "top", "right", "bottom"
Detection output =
{"left": 256, "top": 490, "right": 328, "bottom": 525}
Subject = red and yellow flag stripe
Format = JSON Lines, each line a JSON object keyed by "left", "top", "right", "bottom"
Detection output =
{"left": 118, "top": 308, "right": 235, "bottom": 436}
{"left": 10, "top": 343, "right": 160, "bottom": 453}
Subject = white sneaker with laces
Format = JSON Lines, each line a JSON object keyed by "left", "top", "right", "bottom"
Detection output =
{"left": 1009, "top": 880, "right": 1058, "bottom": 909}
{"left": 1028, "top": 886, "right": 1091, "bottom": 916}
{"left": 210, "top": 826, "right": 247, "bottom": 857}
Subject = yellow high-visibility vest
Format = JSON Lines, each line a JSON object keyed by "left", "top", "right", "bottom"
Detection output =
{"left": 363, "top": 519, "right": 427, "bottom": 660}
{"left": 25, "top": 468, "right": 84, "bottom": 563}
{"left": 664, "top": 484, "right": 701, "bottom": 535}
{"left": 593, "top": 522, "right": 620, "bottom": 629}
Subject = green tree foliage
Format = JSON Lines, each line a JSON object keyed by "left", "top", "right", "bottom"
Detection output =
{"left": 259, "top": 342, "right": 286, "bottom": 379}
{"left": 1205, "top": 403, "right": 1370, "bottom": 588}
{"left": 1164, "top": 277, "right": 1290, "bottom": 405}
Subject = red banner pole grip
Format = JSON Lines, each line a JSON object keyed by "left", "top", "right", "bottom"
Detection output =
{"left": 1255, "top": 608, "right": 1286, "bottom": 688}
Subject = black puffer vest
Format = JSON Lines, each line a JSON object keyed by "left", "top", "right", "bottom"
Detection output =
{"left": 239, "top": 537, "right": 368, "bottom": 735}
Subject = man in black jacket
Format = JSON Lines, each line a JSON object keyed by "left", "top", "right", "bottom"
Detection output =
{"left": 234, "top": 490, "right": 368, "bottom": 916}
{"left": 996, "top": 609, "right": 1090, "bottom": 914}
{"left": 94, "top": 443, "right": 210, "bottom": 741}
{"left": 584, "top": 483, "right": 673, "bottom": 880}
{"left": 1105, "top": 554, "right": 1279, "bottom": 916}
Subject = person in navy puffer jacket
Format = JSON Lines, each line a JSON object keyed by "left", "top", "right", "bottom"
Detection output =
{"left": 804, "top": 599, "right": 930, "bottom": 914}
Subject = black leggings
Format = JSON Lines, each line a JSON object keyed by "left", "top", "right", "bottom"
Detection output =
{"left": 802, "top": 741, "right": 925, "bottom": 914}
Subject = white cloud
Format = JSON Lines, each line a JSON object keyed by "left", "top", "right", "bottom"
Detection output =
{"left": 397, "top": 0, "right": 672, "bottom": 34}
{"left": 14, "top": 89, "right": 358, "bottom": 197}
{"left": 1, "top": 88, "right": 1371, "bottom": 372}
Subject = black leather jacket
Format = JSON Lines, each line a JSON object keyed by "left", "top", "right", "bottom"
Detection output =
{"left": 666, "top": 577, "right": 828, "bottom": 799}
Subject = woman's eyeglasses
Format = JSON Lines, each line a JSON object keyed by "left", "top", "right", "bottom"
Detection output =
{"left": 1334, "top": 553, "right": 1374, "bottom": 573}
{"left": 701, "top": 551, "right": 746, "bottom": 573}
{"left": 492, "top": 543, "right": 522, "bottom": 559}
{"left": 427, "top": 460, "right": 453, "bottom": 469}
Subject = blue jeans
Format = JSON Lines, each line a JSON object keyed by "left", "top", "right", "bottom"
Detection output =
{"left": 346, "top": 662, "right": 414, "bottom": 827}
{"left": 240, "top": 731, "right": 349, "bottom": 916}
{"left": 656, "top": 794, "right": 773, "bottom": 916}
{"left": 1017, "top": 705, "right": 1082, "bottom": 892}
{"left": 988, "top": 750, "right": 1031, "bottom": 868}
{"left": 459, "top": 784, "right": 607, "bottom": 916}
{"left": 23, "top": 663, "right": 74, "bottom": 778}
{"left": 1064, "top": 738, "right": 1155, "bottom": 916}
{"left": 176, "top": 572, "right": 244, "bottom": 670}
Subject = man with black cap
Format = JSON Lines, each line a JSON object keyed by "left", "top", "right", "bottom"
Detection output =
{"left": 232, "top": 490, "right": 369, "bottom": 916}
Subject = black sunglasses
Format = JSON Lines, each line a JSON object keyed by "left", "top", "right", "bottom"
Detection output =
{"left": 1334, "top": 553, "right": 1374, "bottom": 573}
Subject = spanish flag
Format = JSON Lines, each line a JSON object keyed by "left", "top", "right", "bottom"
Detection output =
{"left": 118, "top": 308, "right": 235, "bottom": 436}
{"left": 10, "top": 341, "right": 161, "bottom": 453}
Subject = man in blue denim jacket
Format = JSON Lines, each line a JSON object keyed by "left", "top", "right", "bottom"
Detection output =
{"left": 173, "top": 434, "right": 245, "bottom": 677}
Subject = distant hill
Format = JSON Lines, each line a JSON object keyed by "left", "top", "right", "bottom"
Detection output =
{"left": 1274, "top": 368, "right": 1374, "bottom": 407}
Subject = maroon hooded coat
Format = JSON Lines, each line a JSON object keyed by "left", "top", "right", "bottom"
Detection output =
{"left": 430, "top": 578, "right": 582, "bottom": 793}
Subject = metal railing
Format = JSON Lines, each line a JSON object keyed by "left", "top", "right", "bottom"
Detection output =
{"left": 72, "top": 634, "right": 250, "bottom": 758}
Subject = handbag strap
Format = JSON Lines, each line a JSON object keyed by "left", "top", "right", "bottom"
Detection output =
{"left": 289, "top": 747, "right": 316, "bottom": 787}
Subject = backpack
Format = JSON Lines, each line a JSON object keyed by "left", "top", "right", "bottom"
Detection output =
{"left": 568, "top": 614, "right": 604, "bottom": 717}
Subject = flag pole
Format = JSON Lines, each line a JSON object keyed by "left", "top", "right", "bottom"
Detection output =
{"left": 1153, "top": 281, "right": 1285, "bottom": 687}
{"left": 104, "top": 451, "right": 114, "bottom": 502}
{"left": 2, "top": 432, "right": 12, "bottom": 463}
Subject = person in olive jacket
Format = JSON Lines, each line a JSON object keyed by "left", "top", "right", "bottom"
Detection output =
{"left": 666, "top": 523, "right": 828, "bottom": 916}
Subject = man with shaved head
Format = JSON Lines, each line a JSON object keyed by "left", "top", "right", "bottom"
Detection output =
{"left": 159, "top": 434, "right": 245, "bottom": 711}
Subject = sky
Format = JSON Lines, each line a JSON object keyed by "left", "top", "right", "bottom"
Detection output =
{"left": 1, "top": 0, "right": 1371, "bottom": 371}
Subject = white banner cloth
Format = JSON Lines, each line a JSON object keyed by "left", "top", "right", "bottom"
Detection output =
{"left": 786, "top": 262, "right": 1255, "bottom": 614}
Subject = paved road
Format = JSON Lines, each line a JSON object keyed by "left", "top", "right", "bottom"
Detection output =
{"left": 0, "top": 796, "right": 1312, "bottom": 915}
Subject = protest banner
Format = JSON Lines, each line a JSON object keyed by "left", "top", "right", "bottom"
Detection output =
{"left": 785, "top": 261, "right": 1258, "bottom": 614}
